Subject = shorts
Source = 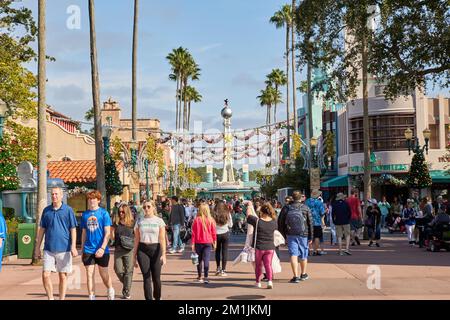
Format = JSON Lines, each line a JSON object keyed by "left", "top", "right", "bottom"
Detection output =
{"left": 287, "top": 235, "right": 309, "bottom": 260}
{"left": 82, "top": 253, "right": 110, "bottom": 268}
{"left": 350, "top": 219, "right": 363, "bottom": 231}
{"left": 313, "top": 226, "right": 323, "bottom": 239}
{"left": 335, "top": 224, "right": 351, "bottom": 239}
{"left": 43, "top": 250, "right": 72, "bottom": 273}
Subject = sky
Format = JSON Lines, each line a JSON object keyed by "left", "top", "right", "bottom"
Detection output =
{"left": 19, "top": 0, "right": 296, "bottom": 133}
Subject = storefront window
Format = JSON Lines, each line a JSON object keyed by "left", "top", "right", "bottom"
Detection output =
{"left": 349, "top": 114, "right": 415, "bottom": 153}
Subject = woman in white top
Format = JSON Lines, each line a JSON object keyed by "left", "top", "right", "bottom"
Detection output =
{"left": 213, "top": 202, "right": 233, "bottom": 276}
{"left": 133, "top": 200, "right": 166, "bottom": 300}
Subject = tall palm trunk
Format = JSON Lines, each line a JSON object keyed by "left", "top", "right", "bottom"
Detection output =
{"left": 291, "top": 0, "right": 298, "bottom": 136}
{"left": 361, "top": 14, "right": 371, "bottom": 209}
{"left": 307, "top": 63, "right": 313, "bottom": 141}
{"left": 132, "top": 0, "right": 139, "bottom": 141}
{"left": 274, "top": 85, "right": 278, "bottom": 124}
{"left": 187, "top": 101, "right": 191, "bottom": 131}
{"left": 175, "top": 77, "right": 180, "bottom": 130}
{"left": 285, "top": 23, "right": 291, "bottom": 160}
{"left": 88, "top": 0, "right": 106, "bottom": 207}
{"left": 183, "top": 79, "right": 188, "bottom": 131}
{"left": 33, "top": 0, "right": 47, "bottom": 265}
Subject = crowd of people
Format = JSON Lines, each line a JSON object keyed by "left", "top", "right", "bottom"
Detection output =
{"left": 30, "top": 186, "right": 450, "bottom": 300}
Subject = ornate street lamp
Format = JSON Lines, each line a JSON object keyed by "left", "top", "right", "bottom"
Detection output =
{"left": 404, "top": 127, "right": 430, "bottom": 155}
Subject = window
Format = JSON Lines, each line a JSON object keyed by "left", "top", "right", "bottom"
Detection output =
{"left": 349, "top": 114, "right": 415, "bottom": 153}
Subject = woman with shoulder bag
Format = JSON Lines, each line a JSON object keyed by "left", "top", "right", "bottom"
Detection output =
{"left": 246, "top": 202, "right": 278, "bottom": 289}
{"left": 111, "top": 203, "right": 135, "bottom": 299}
{"left": 133, "top": 200, "right": 167, "bottom": 300}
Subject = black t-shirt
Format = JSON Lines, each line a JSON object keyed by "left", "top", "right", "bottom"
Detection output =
{"left": 113, "top": 222, "right": 135, "bottom": 248}
{"left": 247, "top": 215, "right": 277, "bottom": 250}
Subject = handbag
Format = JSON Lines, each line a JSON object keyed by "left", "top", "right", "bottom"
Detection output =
{"left": 119, "top": 235, "right": 135, "bottom": 251}
{"left": 247, "top": 218, "right": 259, "bottom": 262}
{"left": 274, "top": 230, "right": 285, "bottom": 247}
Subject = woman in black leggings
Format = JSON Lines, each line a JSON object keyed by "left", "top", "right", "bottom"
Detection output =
{"left": 133, "top": 200, "right": 167, "bottom": 300}
{"left": 213, "top": 202, "right": 233, "bottom": 276}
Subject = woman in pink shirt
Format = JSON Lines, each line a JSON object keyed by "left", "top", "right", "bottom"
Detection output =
{"left": 191, "top": 203, "right": 217, "bottom": 284}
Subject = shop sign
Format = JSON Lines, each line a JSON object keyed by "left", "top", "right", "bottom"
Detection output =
{"left": 349, "top": 164, "right": 409, "bottom": 174}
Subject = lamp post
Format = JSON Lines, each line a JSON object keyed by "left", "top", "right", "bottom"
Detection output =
{"left": 404, "top": 128, "right": 431, "bottom": 155}
{"left": 129, "top": 140, "right": 139, "bottom": 203}
{"left": 102, "top": 117, "right": 113, "bottom": 213}
{"left": 309, "top": 137, "right": 320, "bottom": 194}
{"left": 144, "top": 158, "right": 151, "bottom": 200}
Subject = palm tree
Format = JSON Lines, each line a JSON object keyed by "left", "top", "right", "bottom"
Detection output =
{"left": 167, "top": 47, "right": 199, "bottom": 132}
{"left": 132, "top": 0, "right": 139, "bottom": 142}
{"left": 88, "top": 0, "right": 106, "bottom": 207}
{"left": 33, "top": 0, "right": 47, "bottom": 265}
{"left": 181, "top": 57, "right": 200, "bottom": 131}
{"left": 291, "top": 0, "right": 298, "bottom": 136}
{"left": 257, "top": 86, "right": 282, "bottom": 125}
{"left": 183, "top": 86, "right": 202, "bottom": 131}
{"left": 265, "top": 68, "right": 287, "bottom": 124}
{"left": 270, "top": 4, "right": 293, "bottom": 158}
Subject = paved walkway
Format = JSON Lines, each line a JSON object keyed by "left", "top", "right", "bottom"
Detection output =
{"left": 1, "top": 230, "right": 449, "bottom": 300}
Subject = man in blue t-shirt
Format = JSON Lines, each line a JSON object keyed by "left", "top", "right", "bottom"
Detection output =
{"left": 0, "top": 209, "right": 7, "bottom": 272}
{"left": 81, "top": 190, "right": 114, "bottom": 300}
{"left": 305, "top": 190, "right": 326, "bottom": 256}
{"left": 34, "top": 187, "right": 78, "bottom": 300}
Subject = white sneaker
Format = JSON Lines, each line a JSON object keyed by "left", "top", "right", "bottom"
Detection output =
{"left": 169, "top": 249, "right": 176, "bottom": 254}
{"left": 107, "top": 288, "right": 115, "bottom": 300}
{"left": 89, "top": 294, "right": 96, "bottom": 301}
{"left": 255, "top": 282, "right": 261, "bottom": 288}
{"left": 267, "top": 281, "right": 273, "bottom": 289}
{"left": 177, "top": 248, "right": 184, "bottom": 253}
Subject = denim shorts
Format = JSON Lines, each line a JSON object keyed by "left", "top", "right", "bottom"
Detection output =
{"left": 287, "top": 235, "right": 309, "bottom": 260}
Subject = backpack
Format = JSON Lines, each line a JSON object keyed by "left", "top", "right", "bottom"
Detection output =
{"left": 285, "top": 204, "right": 307, "bottom": 235}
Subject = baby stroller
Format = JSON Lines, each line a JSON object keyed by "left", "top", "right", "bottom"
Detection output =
{"left": 387, "top": 214, "right": 405, "bottom": 233}
{"left": 425, "top": 222, "right": 450, "bottom": 252}
{"left": 232, "top": 213, "right": 246, "bottom": 234}
{"left": 180, "top": 218, "right": 193, "bottom": 245}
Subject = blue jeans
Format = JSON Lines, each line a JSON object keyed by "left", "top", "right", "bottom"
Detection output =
{"left": 381, "top": 215, "right": 387, "bottom": 228}
{"left": 172, "top": 224, "right": 182, "bottom": 250}
{"left": 195, "top": 243, "right": 212, "bottom": 278}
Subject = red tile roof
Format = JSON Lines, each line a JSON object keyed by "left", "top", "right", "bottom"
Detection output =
{"left": 48, "top": 160, "right": 123, "bottom": 184}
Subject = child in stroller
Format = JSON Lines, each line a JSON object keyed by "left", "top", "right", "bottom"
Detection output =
{"left": 232, "top": 212, "right": 246, "bottom": 234}
{"left": 387, "top": 213, "right": 406, "bottom": 233}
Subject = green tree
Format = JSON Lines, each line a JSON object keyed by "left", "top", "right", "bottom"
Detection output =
{"left": 406, "top": 151, "right": 432, "bottom": 189}
{"left": 369, "top": 0, "right": 449, "bottom": 100}
{"left": 270, "top": 4, "right": 293, "bottom": 156}
{"left": 265, "top": 69, "right": 287, "bottom": 124}
{"left": 104, "top": 153, "right": 123, "bottom": 196}
{"left": 295, "top": 0, "right": 376, "bottom": 204}
{"left": 257, "top": 86, "right": 282, "bottom": 125}
{"left": 182, "top": 85, "right": 202, "bottom": 131}
{"left": 4, "top": 120, "right": 38, "bottom": 165}
{"left": 0, "top": 137, "right": 19, "bottom": 191}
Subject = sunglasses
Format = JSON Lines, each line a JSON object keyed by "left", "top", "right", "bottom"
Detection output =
{"left": 119, "top": 210, "right": 125, "bottom": 213}
{"left": 144, "top": 205, "right": 152, "bottom": 209}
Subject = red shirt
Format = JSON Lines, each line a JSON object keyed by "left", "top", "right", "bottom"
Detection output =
{"left": 346, "top": 196, "right": 361, "bottom": 220}
{"left": 191, "top": 217, "right": 217, "bottom": 245}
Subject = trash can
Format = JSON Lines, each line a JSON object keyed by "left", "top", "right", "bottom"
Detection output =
{"left": 18, "top": 223, "right": 36, "bottom": 259}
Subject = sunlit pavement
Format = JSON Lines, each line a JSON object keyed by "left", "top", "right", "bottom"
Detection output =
{"left": 1, "top": 230, "right": 449, "bottom": 300}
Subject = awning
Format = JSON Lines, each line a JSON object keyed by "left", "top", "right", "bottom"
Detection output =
{"left": 321, "top": 175, "right": 348, "bottom": 188}
{"left": 430, "top": 170, "right": 450, "bottom": 184}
